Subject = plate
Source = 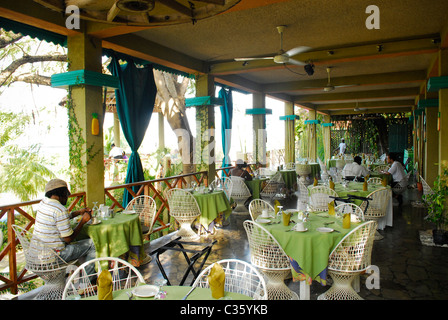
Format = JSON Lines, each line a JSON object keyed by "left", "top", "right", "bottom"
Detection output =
{"left": 293, "top": 227, "right": 308, "bottom": 232}
{"left": 122, "top": 210, "right": 136, "bottom": 215}
{"left": 132, "top": 285, "right": 159, "bottom": 298}
{"left": 257, "top": 218, "right": 271, "bottom": 224}
{"left": 88, "top": 220, "right": 101, "bottom": 225}
{"left": 316, "top": 227, "right": 334, "bottom": 233}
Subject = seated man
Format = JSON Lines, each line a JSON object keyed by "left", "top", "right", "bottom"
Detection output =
{"left": 34, "top": 179, "right": 97, "bottom": 275}
{"left": 230, "top": 159, "right": 253, "bottom": 181}
{"left": 342, "top": 156, "right": 370, "bottom": 180}
{"left": 385, "top": 153, "right": 407, "bottom": 205}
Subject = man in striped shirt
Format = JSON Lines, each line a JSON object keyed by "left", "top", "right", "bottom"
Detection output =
{"left": 34, "top": 179, "right": 96, "bottom": 274}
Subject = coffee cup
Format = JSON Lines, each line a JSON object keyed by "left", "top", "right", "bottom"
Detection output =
{"left": 295, "top": 222, "right": 305, "bottom": 231}
{"left": 261, "top": 209, "right": 269, "bottom": 217}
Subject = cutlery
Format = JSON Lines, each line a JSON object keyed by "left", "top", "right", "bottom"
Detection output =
{"left": 324, "top": 221, "right": 334, "bottom": 226}
{"left": 181, "top": 287, "right": 196, "bottom": 300}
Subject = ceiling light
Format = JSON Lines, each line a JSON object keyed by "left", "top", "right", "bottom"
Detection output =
{"left": 304, "top": 63, "right": 315, "bottom": 76}
{"left": 116, "top": 0, "right": 155, "bottom": 13}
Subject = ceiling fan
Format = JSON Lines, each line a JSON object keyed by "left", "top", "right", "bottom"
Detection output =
{"left": 322, "top": 67, "right": 357, "bottom": 92}
{"left": 234, "top": 25, "right": 311, "bottom": 66}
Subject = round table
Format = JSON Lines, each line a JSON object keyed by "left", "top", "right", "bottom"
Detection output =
{"left": 261, "top": 212, "right": 359, "bottom": 291}
{"left": 84, "top": 285, "right": 252, "bottom": 300}
{"left": 245, "top": 177, "right": 268, "bottom": 199}
{"left": 280, "top": 170, "right": 297, "bottom": 190}
{"left": 78, "top": 213, "right": 145, "bottom": 266}
{"left": 193, "top": 190, "right": 232, "bottom": 231}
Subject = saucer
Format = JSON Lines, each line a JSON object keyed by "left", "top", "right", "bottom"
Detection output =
{"left": 257, "top": 218, "right": 271, "bottom": 224}
{"left": 316, "top": 227, "right": 334, "bottom": 233}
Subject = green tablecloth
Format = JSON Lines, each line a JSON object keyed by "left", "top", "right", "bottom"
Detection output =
{"left": 245, "top": 178, "right": 268, "bottom": 199}
{"left": 193, "top": 190, "right": 232, "bottom": 229}
{"left": 280, "top": 170, "right": 297, "bottom": 190}
{"left": 262, "top": 212, "right": 359, "bottom": 285}
{"left": 83, "top": 285, "right": 252, "bottom": 300}
{"left": 78, "top": 213, "right": 144, "bottom": 263}
{"left": 308, "top": 182, "right": 390, "bottom": 206}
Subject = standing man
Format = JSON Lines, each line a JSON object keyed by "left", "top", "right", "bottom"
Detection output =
{"left": 335, "top": 138, "right": 347, "bottom": 156}
{"left": 34, "top": 179, "right": 96, "bottom": 274}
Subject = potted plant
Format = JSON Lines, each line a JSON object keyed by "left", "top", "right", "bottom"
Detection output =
{"left": 423, "top": 162, "right": 448, "bottom": 245}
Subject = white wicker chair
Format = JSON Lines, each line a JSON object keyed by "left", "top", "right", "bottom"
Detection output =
{"left": 420, "top": 175, "right": 435, "bottom": 196}
{"left": 249, "top": 199, "right": 275, "bottom": 221}
{"left": 309, "top": 186, "right": 339, "bottom": 211}
{"left": 359, "top": 188, "right": 390, "bottom": 240}
{"left": 373, "top": 164, "right": 390, "bottom": 173}
{"left": 297, "top": 179, "right": 310, "bottom": 208}
{"left": 367, "top": 177, "right": 382, "bottom": 185}
{"left": 284, "top": 162, "right": 296, "bottom": 170}
{"left": 230, "top": 176, "right": 252, "bottom": 213}
{"left": 260, "top": 171, "right": 286, "bottom": 201}
{"left": 243, "top": 220, "right": 299, "bottom": 300}
{"left": 165, "top": 188, "right": 201, "bottom": 241}
{"left": 318, "top": 221, "right": 377, "bottom": 300}
{"left": 191, "top": 259, "right": 267, "bottom": 300}
{"left": 62, "top": 257, "right": 145, "bottom": 300}
{"left": 210, "top": 177, "right": 233, "bottom": 202}
{"left": 125, "top": 195, "right": 157, "bottom": 240}
{"left": 335, "top": 203, "right": 364, "bottom": 222}
{"left": 392, "top": 171, "right": 410, "bottom": 195}
{"left": 12, "top": 225, "right": 75, "bottom": 300}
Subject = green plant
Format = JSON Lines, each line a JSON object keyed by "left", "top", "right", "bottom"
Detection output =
{"left": 423, "top": 162, "right": 448, "bottom": 230}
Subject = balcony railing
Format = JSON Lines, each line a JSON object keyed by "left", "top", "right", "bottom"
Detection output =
{"left": 0, "top": 167, "right": 233, "bottom": 295}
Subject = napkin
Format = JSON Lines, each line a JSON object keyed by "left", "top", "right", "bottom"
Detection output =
{"left": 329, "top": 180, "right": 335, "bottom": 190}
{"left": 328, "top": 201, "right": 335, "bottom": 215}
{"left": 363, "top": 180, "right": 368, "bottom": 191}
{"left": 381, "top": 177, "right": 388, "bottom": 187}
{"left": 274, "top": 200, "right": 281, "bottom": 214}
{"left": 98, "top": 269, "right": 113, "bottom": 300}
{"left": 313, "top": 177, "right": 318, "bottom": 186}
{"left": 208, "top": 263, "right": 225, "bottom": 299}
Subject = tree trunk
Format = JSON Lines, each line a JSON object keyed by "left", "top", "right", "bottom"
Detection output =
{"left": 153, "top": 70, "right": 195, "bottom": 175}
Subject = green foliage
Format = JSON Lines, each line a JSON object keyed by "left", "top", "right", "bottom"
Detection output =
{"left": 423, "top": 163, "right": 448, "bottom": 230}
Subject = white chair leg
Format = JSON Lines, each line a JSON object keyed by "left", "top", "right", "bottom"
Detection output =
{"left": 262, "top": 269, "right": 299, "bottom": 300}
{"left": 318, "top": 270, "right": 363, "bottom": 300}
{"left": 353, "top": 275, "right": 360, "bottom": 293}
{"left": 174, "top": 221, "right": 200, "bottom": 241}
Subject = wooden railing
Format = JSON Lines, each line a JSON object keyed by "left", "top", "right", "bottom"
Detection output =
{"left": 0, "top": 167, "right": 233, "bottom": 295}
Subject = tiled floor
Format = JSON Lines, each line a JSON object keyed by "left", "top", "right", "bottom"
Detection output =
{"left": 139, "top": 181, "right": 448, "bottom": 300}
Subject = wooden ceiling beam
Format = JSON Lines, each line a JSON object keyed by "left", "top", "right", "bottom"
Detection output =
{"left": 293, "top": 87, "right": 420, "bottom": 103}
{"left": 329, "top": 106, "right": 412, "bottom": 116}
{"left": 263, "top": 70, "right": 427, "bottom": 93}
{"left": 314, "top": 99, "right": 415, "bottom": 111}
{"left": 209, "top": 36, "right": 440, "bottom": 75}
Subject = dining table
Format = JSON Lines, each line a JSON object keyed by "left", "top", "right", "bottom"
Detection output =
{"left": 245, "top": 177, "right": 269, "bottom": 199}
{"left": 258, "top": 210, "right": 361, "bottom": 300}
{"left": 308, "top": 181, "right": 393, "bottom": 230}
{"left": 82, "top": 284, "right": 253, "bottom": 300}
{"left": 280, "top": 170, "right": 297, "bottom": 190}
{"left": 76, "top": 212, "right": 146, "bottom": 267}
{"left": 192, "top": 190, "right": 232, "bottom": 232}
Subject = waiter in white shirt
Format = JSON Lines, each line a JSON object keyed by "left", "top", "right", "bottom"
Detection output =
{"left": 109, "top": 143, "right": 124, "bottom": 159}
{"left": 336, "top": 138, "right": 347, "bottom": 155}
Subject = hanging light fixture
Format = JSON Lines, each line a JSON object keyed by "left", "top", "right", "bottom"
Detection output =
{"left": 116, "top": 0, "right": 155, "bottom": 12}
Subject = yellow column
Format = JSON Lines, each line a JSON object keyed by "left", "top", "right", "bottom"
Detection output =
{"left": 67, "top": 31, "right": 104, "bottom": 206}
{"left": 425, "top": 106, "right": 439, "bottom": 185}
{"left": 195, "top": 74, "right": 216, "bottom": 183}
{"left": 323, "top": 115, "right": 331, "bottom": 162}
{"left": 308, "top": 109, "right": 317, "bottom": 162}
{"left": 439, "top": 49, "right": 448, "bottom": 173}
{"left": 284, "top": 101, "right": 295, "bottom": 164}
{"left": 252, "top": 93, "right": 267, "bottom": 166}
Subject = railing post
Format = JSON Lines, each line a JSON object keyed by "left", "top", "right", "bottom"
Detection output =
{"left": 7, "top": 207, "right": 18, "bottom": 295}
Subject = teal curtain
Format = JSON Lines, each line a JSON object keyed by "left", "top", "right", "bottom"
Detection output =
{"left": 108, "top": 53, "right": 157, "bottom": 207}
{"left": 219, "top": 88, "right": 233, "bottom": 175}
